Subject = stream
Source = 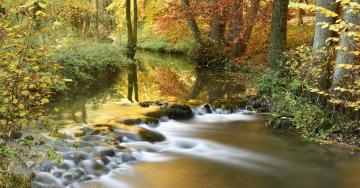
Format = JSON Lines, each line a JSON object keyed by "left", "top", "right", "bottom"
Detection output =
{"left": 31, "top": 51, "right": 360, "bottom": 188}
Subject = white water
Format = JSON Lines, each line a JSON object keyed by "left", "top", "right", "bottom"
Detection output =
{"left": 72, "top": 110, "right": 289, "bottom": 188}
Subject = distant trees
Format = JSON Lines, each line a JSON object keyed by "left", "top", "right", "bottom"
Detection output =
{"left": 161, "top": 0, "right": 262, "bottom": 57}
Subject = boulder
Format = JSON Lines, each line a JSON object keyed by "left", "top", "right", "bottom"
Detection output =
{"left": 121, "top": 153, "right": 136, "bottom": 162}
{"left": 33, "top": 172, "right": 61, "bottom": 187}
{"left": 139, "top": 128, "right": 166, "bottom": 143}
{"left": 166, "top": 104, "right": 194, "bottom": 120}
{"left": 203, "top": 104, "right": 212, "bottom": 113}
{"left": 118, "top": 118, "right": 143, "bottom": 125}
{"left": 99, "top": 148, "right": 115, "bottom": 157}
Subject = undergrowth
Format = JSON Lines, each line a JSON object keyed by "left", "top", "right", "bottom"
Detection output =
{"left": 257, "top": 46, "right": 360, "bottom": 145}
{"left": 53, "top": 42, "right": 131, "bottom": 82}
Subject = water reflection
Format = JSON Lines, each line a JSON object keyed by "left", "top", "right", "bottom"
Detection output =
{"left": 188, "top": 68, "right": 246, "bottom": 104}
{"left": 127, "top": 63, "right": 139, "bottom": 102}
{"left": 52, "top": 51, "right": 249, "bottom": 124}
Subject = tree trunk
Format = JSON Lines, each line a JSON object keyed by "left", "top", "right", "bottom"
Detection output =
{"left": 297, "top": 0, "right": 305, "bottom": 25}
{"left": 312, "top": 0, "right": 337, "bottom": 53}
{"left": 181, "top": 0, "right": 202, "bottom": 46}
{"left": 95, "top": 0, "right": 100, "bottom": 40}
{"left": 209, "top": 0, "right": 227, "bottom": 43}
{"left": 126, "top": 0, "right": 136, "bottom": 59}
{"left": 133, "top": 0, "right": 138, "bottom": 44}
{"left": 267, "top": 0, "right": 289, "bottom": 69}
{"left": 332, "top": 0, "right": 360, "bottom": 89}
{"left": 230, "top": 0, "right": 260, "bottom": 57}
{"left": 227, "top": 0, "right": 243, "bottom": 45}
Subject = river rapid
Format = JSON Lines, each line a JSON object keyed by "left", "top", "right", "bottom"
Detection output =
{"left": 30, "top": 52, "right": 360, "bottom": 188}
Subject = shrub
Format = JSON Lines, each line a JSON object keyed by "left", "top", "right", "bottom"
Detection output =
{"left": 257, "top": 46, "right": 354, "bottom": 142}
{"left": 0, "top": 21, "right": 65, "bottom": 140}
{"left": 53, "top": 42, "right": 130, "bottom": 82}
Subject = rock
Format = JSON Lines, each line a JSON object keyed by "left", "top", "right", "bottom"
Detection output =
{"left": 139, "top": 102, "right": 151, "bottom": 108}
{"left": 80, "top": 125, "right": 94, "bottom": 135}
{"left": 80, "top": 159, "right": 108, "bottom": 176}
{"left": 99, "top": 148, "right": 115, "bottom": 157}
{"left": 32, "top": 182, "right": 62, "bottom": 188}
{"left": 63, "top": 172, "right": 73, "bottom": 181}
{"left": 115, "top": 145, "right": 127, "bottom": 150}
{"left": 139, "top": 101, "right": 168, "bottom": 108}
{"left": 115, "top": 130, "right": 142, "bottom": 142}
{"left": 52, "top": 170, "right": 63, "bottom": 178}
{"left": 167, "top": 104, "right": 194, "bottom": 120}
{"left": 39, "top": 160, "right": 52, "bottom": 172}
{"left": 63, "top": 151, "right": 89, "bottom": 164}
{"left": 79, "top": 175, "right": 94, "bottom": 181}
{"left": 119, "top": 118, "right": 143, "bottom": 125}
{"left": 33, "top": 172, "right": 61, "bottom": 187}
{"left": 100, "top": 156, "right": 110, "bottom": 165}
{"left": 203, "top": 104, "right": 212, "bottom": 113}
{"left": 77, "top": 141, "right": 95, "bottom": 148}
{"left": 143, "top": 117, "right": 160, "bottom": 126}
{"left": 144, "top": 110, "right": 167, "bottom": 119}
{"left": 155, "top": 101, "right": 168, "bottom": 106}
{"left": 71, "top": 168, "right": 85, "bottom": 180}
{"left": 121, "top": 153, "right": 136, "bottom": 162}
{"left": 60, "top": 160, "right": 75, "bottom": 170}
{"left": 90, "top": 129, "right": 102, "bottom": 135}
{"left": 118, "top": 117, "right": 160, "bottom": 126}
{"left": 139, "top": 128, "right": 166, "bottom": 143}
{"left": 81, "top": 135, "right": 107, "bottom": 142}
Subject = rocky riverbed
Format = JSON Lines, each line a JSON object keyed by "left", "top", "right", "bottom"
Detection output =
{"left": 28, "top": 102, "right": 220, "bottom": 188}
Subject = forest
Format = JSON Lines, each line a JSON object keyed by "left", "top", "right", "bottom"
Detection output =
{"left": 0, "top": 0, "right": 359, "bottom": 187}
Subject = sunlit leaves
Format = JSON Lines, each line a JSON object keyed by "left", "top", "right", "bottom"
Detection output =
{"left": 0, "top": 2, "right": 65, "bottom": 139}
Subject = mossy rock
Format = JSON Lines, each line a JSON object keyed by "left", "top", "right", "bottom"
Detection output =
{"left": 138, "top": 128, "right": 166, "bottom": 143}
{"left": 166, "top": 104, "right": 194, "bottom": 120}
{"left": 118, "top": 118, "right": 143, "bottom": 125}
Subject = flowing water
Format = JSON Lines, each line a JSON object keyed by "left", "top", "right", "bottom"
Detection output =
{"left": 32, "top": 51, "right": 360, "bottom": 188}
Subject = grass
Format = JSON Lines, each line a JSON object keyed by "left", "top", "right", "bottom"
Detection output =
{"left": 137, "top": 35, "right": 192, "bottom": 54}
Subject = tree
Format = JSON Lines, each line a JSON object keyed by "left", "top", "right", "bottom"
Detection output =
{"left": 209, "top": 0, "right": 227, "bottom": 43}
{"left": 230, "top": 0, "right": 260, "bottom": 57}
{"left": 267, "top": 0, "right": 290, "bottom": 69}
{"left": 312, "top": 0, "right": 337, "bottom": 53}
{"left": 181, "top": 0, "right": 202, "bottom": 46}
{"left": 126, "top": 0, "right": 138, "bottom": 59}
{"left": 332, "top": 0, "right": 360, "bottom": 89}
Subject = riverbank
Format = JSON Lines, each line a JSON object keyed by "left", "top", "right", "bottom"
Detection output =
{"left": 0, "top": 41, "right": 133, "bottom": 188}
